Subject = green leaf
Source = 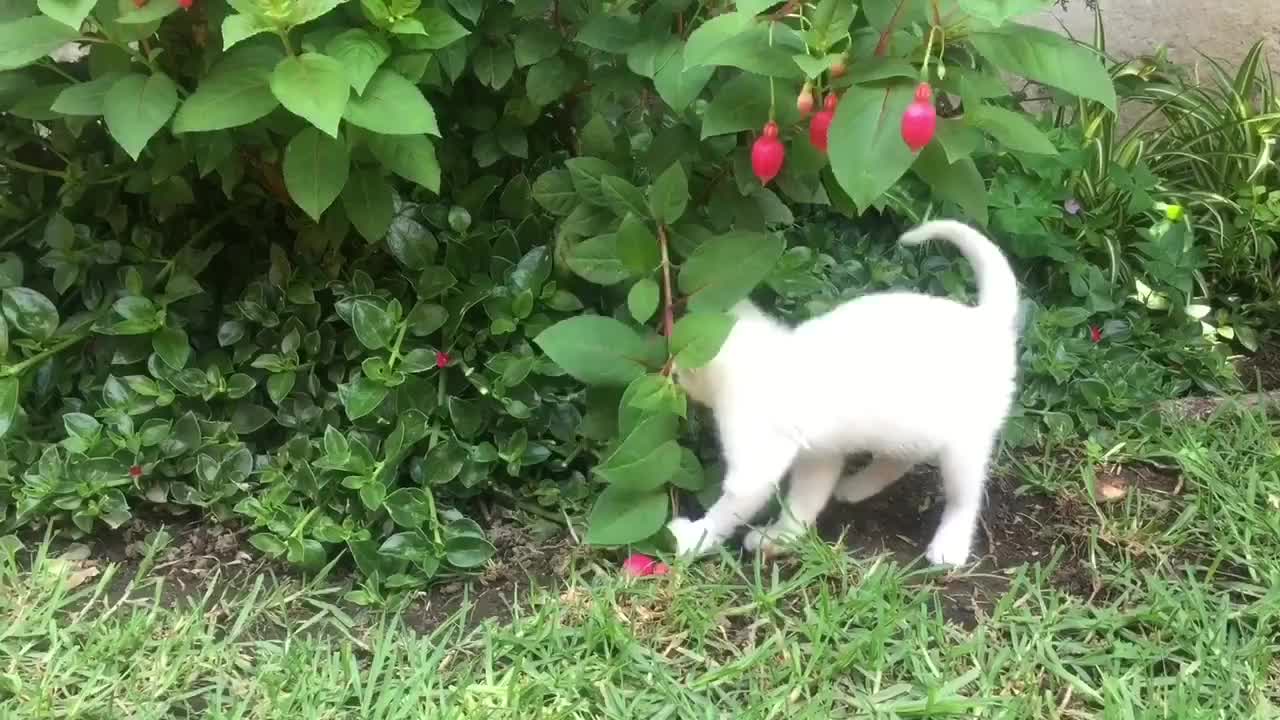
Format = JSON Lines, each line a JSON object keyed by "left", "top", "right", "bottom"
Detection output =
{"left": 368, "top": 134, "right": 440, "bottom": 192}
{"left": 266, "top": 371, "right": 296, "bottom": 404}
{"left": 598, "top": 415, "right": 682, "bottom": 492}
{"left": 152, "top": 326, "right": 190, "bottom": 369}
{"left": 415, "top": 266, "right": 455, "bottom": 298}
{"left": 616, "top": 215, "right": 659, "bottom": 276}
{"left": 38, "top": 0, "right": 96, "bottom": 30}
{"left": 0, "top": 16, "right": 79, "bottom": 71}
{"left": 342, "top": 169, "right": 395, "bottom": 242}
{"left": 683, "top": 12, "right": 753, "bottom": 68}
{"left": 221, "top": 14, "right": 273, "bottom": 50}
{"left": 172, "top": 47, "right": 280, "bottom": 133}
{"left": 283, "top": 127, "right": 350, "bottom": 221}
{"left": 968, "top": 104, "right": 1057, "bottom": 155}
{"left": 525, "top": 56, "right": 579, "bottom": 106}
{"left": 678, "top": 231, "right": 785, "bottom": 311}
{"left": 828, "top": 82, "right": 916, "bottom": 211}
{"left": 51, "top": 72, "right": 123, "bottom": 116}
{"left": 701, "top": 71, "right": 799, "bottom": 139}
{"left": 575, "top": 14, "right": 639, "bottom": 53}
{"left": 670, "top": 312, "right": 735, "bottom": 368}
{"left": 534, "top": 315, "right": 663, "bottom": 386}
{"left": 351, "top": 299, "right": 396, "bottom": 350}
{"left": 670, "top": 449, "right": 706, "bottom": 491}
{"left": 600, "top": 176, "right": 648, "bottom": 218}
{"left": 969, "top": 26, "right": 1117, "bottom": 111}
{"left": 343, "top": 69, "right": 438, "bottom": 136}
{"left": 326, "top": 28, "right": 390, "bottom": 94}
{"left": 230, "top": 402, "right": 273, "bottom": 434}
{"left": 627, "top": 278, "right": 659, "bottom": 324}
{"left": 115, "top": 0, "right": 180, "bottom": 24}
{"left": 342, "top": 376, "right": 389, "bottom": 419}
{"left": 958, "top": 0, "right": 1055, "bottom": 26}
{"left": 531, "top": 169, "right": 576, "bottom": 215}
{"left": 249, "top": 533, "right": 287, "bottom": 556}
{"left": 413, "top": 8, "right": 470, "bottom": 49}
{"left": 270, "top": 53, "right": 350, "bottom": 137}
{"left": 386, "top": 219, "right": 438, "bottom": 270}
{"left": 2, "top": 287, "right": 58, "bottom": 341}
{"left": 445, "top": 534, "right": 495, "bottom": 568}
{"left": 514, "top": 24, "right": 560, "bottom": 67}
{"left": 103, "top": 73, "right": 179, "bottom": 160}
{"left": 686, "top": 19, "right": 803, "bottom": 79}
{"left": 585, "top": 484, "right": 668, "bottom": 546}
{"left": 912, "top": 144, "right": 988, "bottom": 225}
{"left": 472, "top": 44, "right": 514, "bottom": 90}
{"left": 0, "top": 377, "right": 17, "bottom": 439}
{"left": 565, "top": 156, "right": 621, "bottom": 208}
{"left": 648, "top": 163, "right": 689, "bottom": 224}
{"left": 566, "top": 235, "right": 629, "bottom": 286}
{"left": 653, "top": 40, "right": 713, "bottom": 113}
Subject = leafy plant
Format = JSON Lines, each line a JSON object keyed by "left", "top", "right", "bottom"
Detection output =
{"left": 0, "top": 0, "right": 1135, "bottom": 573}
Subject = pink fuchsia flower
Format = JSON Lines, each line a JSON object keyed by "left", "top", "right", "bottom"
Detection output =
{"left": 621, "top": 553, "right": 669, "bottom": 577}
{"left": 435, "top": 351, "right": 450, "bottom": 369}
{"left": 1089, "top": 325, "right": 1103, "bottom": 343}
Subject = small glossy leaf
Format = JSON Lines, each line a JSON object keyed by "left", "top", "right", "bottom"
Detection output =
{"left": 627, "top": 278, "right": 660, "bottom": 324}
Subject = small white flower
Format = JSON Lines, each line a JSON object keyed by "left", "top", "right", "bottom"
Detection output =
{"left": 48, "top": 42, "right": 90, "bottom": 64}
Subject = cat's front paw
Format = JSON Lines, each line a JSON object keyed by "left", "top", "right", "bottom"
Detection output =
{"left": 925, "top": 537, "right": 971, "bottom": 568}
{"left": 742, "top": 526, "right": 797, "bottom": 557}
{"left": 667, "top": 517, "right": 716, "bottom": 557}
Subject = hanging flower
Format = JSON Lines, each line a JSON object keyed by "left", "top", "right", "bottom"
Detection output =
{"left": 795, "top": 82, "right": 814, "bottom": 117}
{"left": 901, "top": 82, "right": 937, "bottom": 152}
{"left": 750, "top": 122, "right": 785, "bottom": 186}
{"left": 808, "top": 94, "right": 838, "bottom": 153}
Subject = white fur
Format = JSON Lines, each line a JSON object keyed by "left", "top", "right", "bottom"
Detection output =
{"left": 668, "top": 220, "right": 1019, "bottom": 567}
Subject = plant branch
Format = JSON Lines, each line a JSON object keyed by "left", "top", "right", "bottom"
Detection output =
{"left": 0, "top": 332, "right": 92, "bottom": 379}
{"left": 0, "top": 157, "right": 67, "bottom": 179}
{"left": 658, "top": 224, "right": 676, "bottom": 375}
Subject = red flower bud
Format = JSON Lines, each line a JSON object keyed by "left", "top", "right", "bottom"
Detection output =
{"left": 830, "top": 58, "right": 847, "bottom": 79}
{"left": 751, "top": 122, "right": 785, "bottom": 186}
{"left": 808, "top": 95, "right": 838, "bottom": 153}
{"left": 133, "top": 0, "right": 147, "bottom": 6}
{"left": 901, "top": 82, "right": 937, "bottom": 152}
{"left": 796, "top": 83, "right": 814, "bottom": 116}
{"left": 622, "top": 553, "right": 670, "bottom": 577}
{"left": 436, "top": 351, "right": 450, "bottom": 369}
{"left": 1089, "top": 325, "right": 1103, "bottom": 344}
{"left": 177, "top": 0, "right": 193, "bottom": 8}
{"left": 129, "top": 465, "right": 143, "bottom": 478}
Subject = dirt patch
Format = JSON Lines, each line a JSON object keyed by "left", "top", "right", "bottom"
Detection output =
{"left": 1235, "top": 342, "right": 1280, "bottom": 392}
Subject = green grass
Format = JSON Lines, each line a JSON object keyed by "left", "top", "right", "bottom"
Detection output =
{"left": 3, "top": 411, "right": 1280, "bottom": 719}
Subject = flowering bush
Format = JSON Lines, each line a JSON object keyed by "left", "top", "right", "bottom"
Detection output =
{"left": 0, "top": 0, "right": 1119, "bottom": 587}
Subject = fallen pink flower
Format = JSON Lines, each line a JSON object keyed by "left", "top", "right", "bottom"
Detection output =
{"left": 622, "top": 553, "right": 669, "bottom": 577}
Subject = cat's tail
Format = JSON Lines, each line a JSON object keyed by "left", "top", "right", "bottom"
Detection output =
{"left": 899, "top": 220, "right": 1019, "bottom": 325}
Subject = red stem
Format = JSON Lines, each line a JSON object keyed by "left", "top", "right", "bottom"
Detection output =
{"left": 658, "top": 224, "right": 676, "bottom": 375}
{"left": 874, "top": 0, "right": 912, "bottom": 56}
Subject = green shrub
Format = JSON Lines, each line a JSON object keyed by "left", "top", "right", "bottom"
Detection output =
{"left": 0, "top": 0, "right": 1153, "bottom": 588}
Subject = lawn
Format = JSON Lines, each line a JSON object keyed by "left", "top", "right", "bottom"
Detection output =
{"left": 4, "top": 408, "right": 1278, "bottom": 719}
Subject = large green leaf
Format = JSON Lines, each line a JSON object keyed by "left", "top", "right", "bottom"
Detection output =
{"left": 2, "top": 287, "right": 58, "bottom": 341}
{"left": 596, "top": 415, "right": 682, "bottom": 492}
{"left": 670, "top": 312, "right": 735, "bottom": 368}
{"left": 599, "top": 176, "right": 648, "bottom": 218}
{"left": 969, "top": 25, "right": 1117, "bottom": 111}
{"left": 51, "top": 72, "right": 123, "bottom": 117}
{"left": 270, "top": 53, "right": 350, "bottom": 137}
{"left": 534, "top": 315, "right": 663, "bottom": 386}
{"left": 828, "top": 82, "right": 916, "bottom": 211}
{"left": 38, "top": 0, "right": 96, "bottom": 29}
{"left": 0, "top": 16, "right": 79, "bottom": 71}
{"left": 326, "top": 28, "right": 390, "bottom": 94}
{"left": 0, "top": 377, "right": 17, "bottom": 439}
{"left": 566, "top": 235, "right": 629, "bottom": 286}
{"left": 685, "top": 16, "right": 803, "bottom": 79}
{"left": 648, "top": 163, "right": 689, "bottom": 225}
{"left": 969, "top": 104, "right": 1057, "bottom": 155}
{"left": 343, "top": 69, "right": 438, "bottom": 135}
{"left": 652, "top": 39, "right": 713, "bottom": 113}
{"left": 172, "top": 47, "right": 280, "bottom": 133}
{"left": 678, "top": 231, "right": 785, "bottom": 311}
{"left": 911, "top": 144, "right": 988, "bottom": 225}
{"left": 342, "top": 169, "right": 395, "bottom": 242}
{"left": 368, "top": 134, "right": 440, "bottom": 192}
{"left": 585, "top": 484, "right": 669, "bottom": 546}
{"left": 957, "top": 0, "right": 1054, "bottom": 25}
{"left": 103, "top": 73, "right": 179, "bottom": 160}
{"left": 701, "top": 72, "right": 798, "bottom": 139}
{"left": 283, "top": 127, "right": 350, "bottom": 221}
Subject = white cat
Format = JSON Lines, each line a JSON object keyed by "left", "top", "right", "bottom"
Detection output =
{"left": 668, "top": 219, "right": 1019, "bottom": 567}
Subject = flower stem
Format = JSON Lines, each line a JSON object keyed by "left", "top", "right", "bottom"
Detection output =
{"left": 658, "top": 224, "right": 676, "bottom": 375}
{"left": 0, "top": 333, "right": 91, "bottom": 379}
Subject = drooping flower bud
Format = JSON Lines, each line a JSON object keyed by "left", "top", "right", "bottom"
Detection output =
{"left": 808, "top": 94, "right": 838, "bottom": 153}
{"left": 796, "top": 82, "right": 814, "bottom": 117}
{"left": 901, "top": 82, "right": 937, "bottom": 152}
{"left": 751, "top": 122, "right": 785, "bottom": 186}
